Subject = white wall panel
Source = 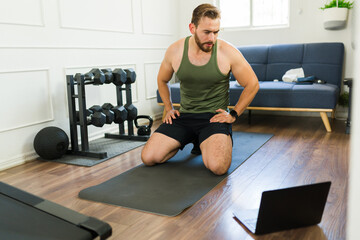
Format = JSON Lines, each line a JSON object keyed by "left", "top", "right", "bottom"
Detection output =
{"left": 141, "top": 0, "right": 175, "bottom": 35}
{"left": 58, "top": 0, "right": 134, "bottom": 33}
{"left": 144, "top": 62, "right": 160, "bottom": 99}
{"left": 0, "top": 69, "right": 53, "bottom": 132}
{"left": 0, "top": 0, "right": 44, "bottom": 26}
{"left": 0, "top": 0, "right": 175, "bottom": 170}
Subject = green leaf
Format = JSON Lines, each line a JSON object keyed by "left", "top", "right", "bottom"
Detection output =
{"left": 320, "top": 0, "right": 354, "bottom": 10}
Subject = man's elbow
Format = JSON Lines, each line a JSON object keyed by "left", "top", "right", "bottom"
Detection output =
{"left": 251, "top": 77, "right": 260, "bottom": 94}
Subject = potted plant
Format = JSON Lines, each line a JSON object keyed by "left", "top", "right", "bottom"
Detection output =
{"left": 338, "top": 91, "right": 349, "bottom": 107}
{"left": 320, "top": 0, "right": 354, "bottom": 30}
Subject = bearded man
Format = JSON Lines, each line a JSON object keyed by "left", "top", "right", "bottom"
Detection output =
{"left": 141, "top": 4, "right": 259, "bottom": 175}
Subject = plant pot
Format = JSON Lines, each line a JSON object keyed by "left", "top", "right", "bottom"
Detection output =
{"left": 323, "top": 7, "right": 348, "bottom": 30}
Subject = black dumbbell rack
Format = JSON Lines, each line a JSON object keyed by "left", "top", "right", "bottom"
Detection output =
{"left": 104, "top": 83, "right": 150, "bottom": 141}
{"left": 66, "top": 74, "right": 107, "bottom": 159}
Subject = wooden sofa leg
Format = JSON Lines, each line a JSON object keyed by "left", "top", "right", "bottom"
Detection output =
{"left": 320, "top": 112, "right": 332, "bottom": 132}
{"left": 331, "top": 109, "right": 336, "bottom": 119}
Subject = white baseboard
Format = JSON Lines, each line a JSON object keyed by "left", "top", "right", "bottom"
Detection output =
{"left": 0, "top": 152, "right": 38, "bottom": 171}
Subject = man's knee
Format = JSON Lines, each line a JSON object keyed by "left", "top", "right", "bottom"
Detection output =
{"left": 141, "top": 151, "right": 153, "bottom": 166}
{"left": 200, "top": 135, "right": 232, "bottom": 175}
{"left": 141, "top": 143, "right": 179, "bottom": 166}
{"left": 141, "top": 148, "right": 160, "bottom": 166}
{"left": 207, "top": 160, "right": 231, "bottom": 175}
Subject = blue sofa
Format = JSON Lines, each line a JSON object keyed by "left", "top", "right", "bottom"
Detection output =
{"left": 157, "top": 42, "right": 345, "bottom": 132}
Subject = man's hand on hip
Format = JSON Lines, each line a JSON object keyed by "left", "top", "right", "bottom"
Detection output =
{"left": 209, "top": 109, "right": 236, "bottom": 123}
{"left": 164, "top": 109, "right": 180, "bottom": 124}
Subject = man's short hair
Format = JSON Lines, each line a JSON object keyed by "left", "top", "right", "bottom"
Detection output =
{"left": 191, "top": 4, "right": 221, "bottom": 27}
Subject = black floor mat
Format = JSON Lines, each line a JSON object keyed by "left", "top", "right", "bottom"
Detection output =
{"left": 79, "top": 132, "right": 273, "bottom": 216}
{"left": 40, "top": 138, "right": 146, "bottom": 167}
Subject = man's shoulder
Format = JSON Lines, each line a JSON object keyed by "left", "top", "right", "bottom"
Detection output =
{"left": 217, "top": 38, "right": 244, "bottom": 64}
{"left": 164, "top": 37, "right": 186, "bottom": 62}
{"left": 217, "top": 39, "right": 238, "bottom": 54}
{"left": 168, "top": 37, "right": 186, "bottom": 52}
{"left": 218, "top": 39, "right": 245, "bottom": 66}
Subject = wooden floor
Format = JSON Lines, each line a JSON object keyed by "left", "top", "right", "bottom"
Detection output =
{"left": 0, "top": 114, "right": 349, "bottom": 240}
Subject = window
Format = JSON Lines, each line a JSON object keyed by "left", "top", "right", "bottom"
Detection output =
{"left": 217, "top": 0, "right": 289, "bottom": 29}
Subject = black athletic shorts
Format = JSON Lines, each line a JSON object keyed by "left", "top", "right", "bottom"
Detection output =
{"left": 155, "top": 112, "right": 233, "bottom": 150}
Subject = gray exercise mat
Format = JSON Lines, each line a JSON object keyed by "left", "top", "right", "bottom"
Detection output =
{"left": 40, "top": 138, "right": 146, "bottom": 167}
{"left": 79, "top": 132, "right": 273, "bottom": 216}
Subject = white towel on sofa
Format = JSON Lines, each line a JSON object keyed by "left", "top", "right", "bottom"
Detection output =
{"left": 282, "top": 68, "right": 305, "bottom": 82}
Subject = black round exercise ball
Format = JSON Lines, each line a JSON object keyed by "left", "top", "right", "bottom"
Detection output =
{"left": 33, "top": 127, "right": 69, "bottom": 160}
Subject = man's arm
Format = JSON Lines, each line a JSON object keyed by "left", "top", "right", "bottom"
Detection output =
{"left": 157, "top": 45, "right": 180, "bottom": 124}
{"left": 210, "top": 42, "right": 259, "bottom": 123}
{"left": 229, "top": 46, "right": 259, "bottom": 117}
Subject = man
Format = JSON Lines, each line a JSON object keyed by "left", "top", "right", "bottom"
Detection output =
{"left": 141, "top": 4, "right": 259, "bottom": 175}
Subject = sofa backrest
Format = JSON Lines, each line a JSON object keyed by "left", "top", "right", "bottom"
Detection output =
{"left": 233, "top": 42, "right": 344, "bottom": 88}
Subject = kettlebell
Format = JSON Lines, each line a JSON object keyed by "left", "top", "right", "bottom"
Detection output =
{"left": 135, "top": 115, "right": 153, "bottom": 136}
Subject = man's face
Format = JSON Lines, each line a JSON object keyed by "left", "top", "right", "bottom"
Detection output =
{"left": 192, "top": 17, "right": 220, "bottom": 53}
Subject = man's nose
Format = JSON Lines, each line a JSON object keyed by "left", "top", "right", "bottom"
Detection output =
{"left": 208, "top": 32, "right": 215, "bottom": 42}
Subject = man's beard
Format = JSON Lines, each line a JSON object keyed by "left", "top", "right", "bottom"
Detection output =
{"left": 194, "top": 32, "right": 214, "bottom": 53}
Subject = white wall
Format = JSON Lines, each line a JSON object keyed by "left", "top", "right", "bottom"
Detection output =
{"left": 0, "top": 0, "right": 179, "bottom": 170}
{"left": 347, "top": 1, "right": 360, "bottom": 239}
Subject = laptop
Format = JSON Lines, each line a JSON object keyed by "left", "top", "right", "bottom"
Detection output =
{"left": 233, "top": 181, "right": 331, "bottom": 235}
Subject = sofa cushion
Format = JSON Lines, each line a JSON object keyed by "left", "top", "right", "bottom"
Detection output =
{"left": 302, "top": 43, "right": 344, "bottom": 88}
{"left": 236, "top": 45, "right": 268, "bottom": 81}
{"left": 290, "top": 83, "right": 339, "bottom": 109}
{"left": 230, "top": 81, "right": 339, "bottom": 109}
{"left": 266, "top": 44, "right": 304, "bottom": 81}
{"left": 235, "top": 42, "right": 344, "bottom": 87}
{"left": 229, "top": 81, "right": 294, "bottom": 107}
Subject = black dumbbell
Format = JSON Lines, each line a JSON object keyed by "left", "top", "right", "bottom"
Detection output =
{"left": 102, "top": 103, "right": 128, "bottom": 124}
{"left": 135, "top": 115, "right": 153, "bottom": 136}
{"left": 101, "top": 68, "right": 114, "bottom": 84}
{"left": 112, "top": 68, "right": 127, "bottom": 86}
{"left": 124, "top": 103, "right": 137, "bottom": 121}
{"left": 89, "top": 105, "right": 102, "bottom": 112}
{"left": 76, "top": 109, "right": 93, "bottom": 121}
{"left": 112, "top": 68, "right": 136, "bottom": 85}
{"left": 76, "top": 109, "right": 106, "bottom": 127}
{"left": 125, "top": 68, "right": 136, "bottom": 84}
{"left": 102, "top": 103, "right": 114, "bottom": 111}
{"left": 89, "top": 105, "right": 114, "bottom": 124}
{"left": 83, "top": 68, "right": 105, "bottom": 85}
{"left": 90, "top": 112, "right": 106, "bottom": 127}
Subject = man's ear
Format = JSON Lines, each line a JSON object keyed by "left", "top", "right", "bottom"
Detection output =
{"left": 189, "top": 23, "right": 196, "bottom": 34}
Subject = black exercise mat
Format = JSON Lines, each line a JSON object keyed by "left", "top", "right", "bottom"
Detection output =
{"left": 40, "top": 138, "right": 146, "bottom": 167}
{"left": 79, "top": 132, "right": 273, "bottom": 216}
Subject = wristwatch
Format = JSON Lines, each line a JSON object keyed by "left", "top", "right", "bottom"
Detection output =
{"left": 229, "top": 110, "right": 239, "bottom": 120}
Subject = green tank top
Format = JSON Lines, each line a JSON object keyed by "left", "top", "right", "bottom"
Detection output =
{"left": 176, "top": 36, "right": 230, "bottom": 113}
